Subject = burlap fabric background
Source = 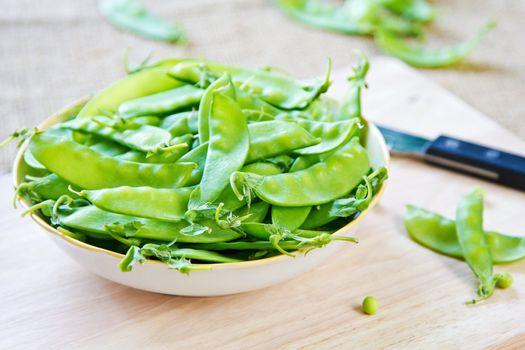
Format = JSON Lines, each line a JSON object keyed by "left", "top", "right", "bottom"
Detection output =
{"left": 1, "top": 0, "right": 523, "bottom": 174}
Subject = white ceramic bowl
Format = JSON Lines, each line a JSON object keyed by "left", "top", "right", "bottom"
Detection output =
{"left": 14, "top": 98, "right": 390, "bottom": 296}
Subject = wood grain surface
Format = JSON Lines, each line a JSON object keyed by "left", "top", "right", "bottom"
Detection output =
{"left": 1, "top": 58, "right": 524, "bottom": 349}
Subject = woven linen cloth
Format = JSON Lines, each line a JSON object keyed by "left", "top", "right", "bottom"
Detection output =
{"left": 1, "top": 0, "right": 523, "bottom": 173}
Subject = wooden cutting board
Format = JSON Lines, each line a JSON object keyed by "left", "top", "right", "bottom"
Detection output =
{"left": 1, "top": 57, "right": 524, "bottom": 349}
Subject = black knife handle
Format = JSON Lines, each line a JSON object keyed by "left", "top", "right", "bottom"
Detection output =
{"left": 423, "top": 135, "right": 525, "bottom": 191}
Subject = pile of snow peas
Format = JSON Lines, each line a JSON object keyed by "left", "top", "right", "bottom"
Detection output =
{"left": 405, "top": 189, "right": 524, "bottom": 303}
{"left": 13, "top": 55, "right": 387, "bottom": 273}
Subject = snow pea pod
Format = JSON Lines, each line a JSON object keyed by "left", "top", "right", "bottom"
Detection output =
{"left": 275, "top": 0, "right": 373, "bottom": 35}
{"left": 30, "top": 131, "right": 196, "bottom": 189}
{"left": 280, "top": 116, "right": 360, "bottom": 155}
{"left": 116, "top": 134, "right": 192, "bottom": 163}
{"left": 197, "top": 74, "right": 233, "bottom": 144}
{"left": 246, "top": 121, "right": 319, "bottom": 163}
{"left": 456, "top": 189, "right": 494, "bottom": 302}
{"left": 78, "top": 59, "right": 186, "bottom": 118}
{"left": 375, "top": 21, "right": 496, "bottom": 68}
{"left": 89, "top": 140, "right": 129, "bottom": 156}
{"left": 160, "top": 111, "right": 199, "bottom": 136}
{"left": 302, "top": 167, "right": 387, "bottom": 229}
{"left": 118, "top": 85, "right": 204, "bottom": 118}
{"left": 16, "top": 173, "right": 77, "bottom": 202}
{"left": 170, "top": 60, "right": 331, "bottom": 110}
{"left": 272, "top": 206, "right": 312, "bottom": 231}
{"left": 231, "top": 137, "right": 370, "bottom": 206}
{"left": 99, "top": 0, "right": 186, "bottom": 43}
{"left": 217, "top": 162, "right": 283, "bottom": 211}
{"left": 178, "top": 142, "right": 208, "bottom": 186}
{"left": 59, "top": 206, "right": 241, "bottom": 243}
{"left": 23, "top": 149, "right": 46, "bottom": 170}
{"left": 77, "top": 186, "right": 193, "bottom": 222}
{"left": 60, "top": 116, "right": 176, "bottom": 154}
{"left": 141, "top": 245, "right": 241, "bottom": 263}
{"left": 235, "top": 202, "right": 270, "bottom": 224}
{"left": 405, "top": 205, "right": 525, "bottom": 264}
{"left": 241, "top": 223, "right": 331, "bottom": 240}
{"left": 195, "top": 86, "right": 249, "bottom": 204}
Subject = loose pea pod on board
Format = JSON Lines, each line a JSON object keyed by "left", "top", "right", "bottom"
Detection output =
{"left": 169, "top": 59, "right": 332, "bottom": 110}
{"left": 456, "top": 189, "right": 494, "bottom": 302}
{"left": 98, "top": 0, "right": 186, "bottom": 43}
{"left": 405, "top": 205, "right": 525, "bottom": 264}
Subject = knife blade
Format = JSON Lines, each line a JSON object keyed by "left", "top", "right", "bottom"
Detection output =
{"left": 377, "top": 125, "right": 525, "bottom": 191}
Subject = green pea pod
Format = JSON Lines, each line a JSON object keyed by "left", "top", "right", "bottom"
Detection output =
{"left": 116, "top": 134, "right": 192, "bottom": 163}
{"left": 405, "top": 205, "right": 525, "bottom": 264}
{"left": 275, "top": 0, "right": 373, "bottom": 35}
{"left": 59, "top": 206, "right": 241, "bottom": 243}
{"left": 375, "top": 21, "right": 496, "bottom": 68}
{"left": 23, "top": 149, "right": 46, "bottom": 170}
{"left": 217, "top": 162, "right": 283, "bottom": 211}
{"left": 456, "top": 189, "right": 494, "bottom": 302}
{"left": 283, "top": 117, "right": 360, "bottom": 155}
{"left": 178, "top": 142, "right": 209, "bottom": 186}
{"left": 302, "top": 167, "right": 388, "bottom": 229}
{"left": 192, "top": 86, "right": 250, "bottom": 205}
{"left": 30, "top": 131, "right": 196, "bottom": 189}
{"left": 235, "top": 202, "right": 271, "bottom": 224}
{"left": 272, "top": 206, "right": 312, "bottom": 231}
{"left": 118, "top": 85, "right": 203, "bottom": 118}
{"left": 99, "top": 0, "right": 186, "bottom": 43}
{"left": 241, "top": 223, "right": 332, "bottom": 241}
{"left": 380, "top": 0, "right": 435, "bottom": 23}
{"left": 60, "top": 117, "right": 177, "bottom": 154}
{"left": 236, "top": 89, "right": 283, "bottom": 117}
{"left": 231, "top": 137, "right": 370, "bottom": 206}
{"left": 339, "top": 53, "right": 368, "bottom": 122}
{"left": 89, "top": 140, "right": 129, "bottom": 156}
{"left": 16, "top": 173, "right": 77, "bottom": 202}
{"left": 170, "top": 59, "right": 331, "bottom": 110}
{"left": 160, "top": 111, "right": 199, "bottom": 136}
{"left": 246, "top": 121, "right": 319, "bottom": 162}
{"left": 198, "top": 74, "right": 234, "bottom": 144}
{"left": 78, "top": 59, "right": 186, "bottom": 118}
{"left": 140, "top": 245, "right": 241, "bottom": 263}
{"left": 78, "top": 186, "right": 193, "bottom": 222}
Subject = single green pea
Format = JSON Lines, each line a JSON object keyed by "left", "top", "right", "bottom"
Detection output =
{"left": 362, "top": 296, "right": 378, "bottom": 315}
{"left": 495, "top": 272, "right": 513, "bottom": 289}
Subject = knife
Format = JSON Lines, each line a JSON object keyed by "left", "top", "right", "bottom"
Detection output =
{"left": 377, "top": 125, "right": 525, "bottom": 191}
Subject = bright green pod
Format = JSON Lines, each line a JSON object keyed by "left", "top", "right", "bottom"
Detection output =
{"left": 118, "top": 85, "right": 204, "bottom": 118}
{"left": 246, "top": 121, "right": 319, "bottom": 163}
{"left": 78, "top": 186, "right": 194, "bottom": 222}
{"left": 405, "top": 205, "right": 525, "bottom": 264}
{"left": 30, "top": 131, "right": 196, "bottom": 189}
{"left": 59, "top": 206, "right": 242, "bottom": 243}
{"left": 170, "top": 60, "right": 331, "bottom": 110}
{"left": 231, "top": 137, "right": 370, "bottom": 206}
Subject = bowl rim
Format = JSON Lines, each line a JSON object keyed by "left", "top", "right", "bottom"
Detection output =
{"left": 13, "top": 97, "right": 391, "bottom": 270}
